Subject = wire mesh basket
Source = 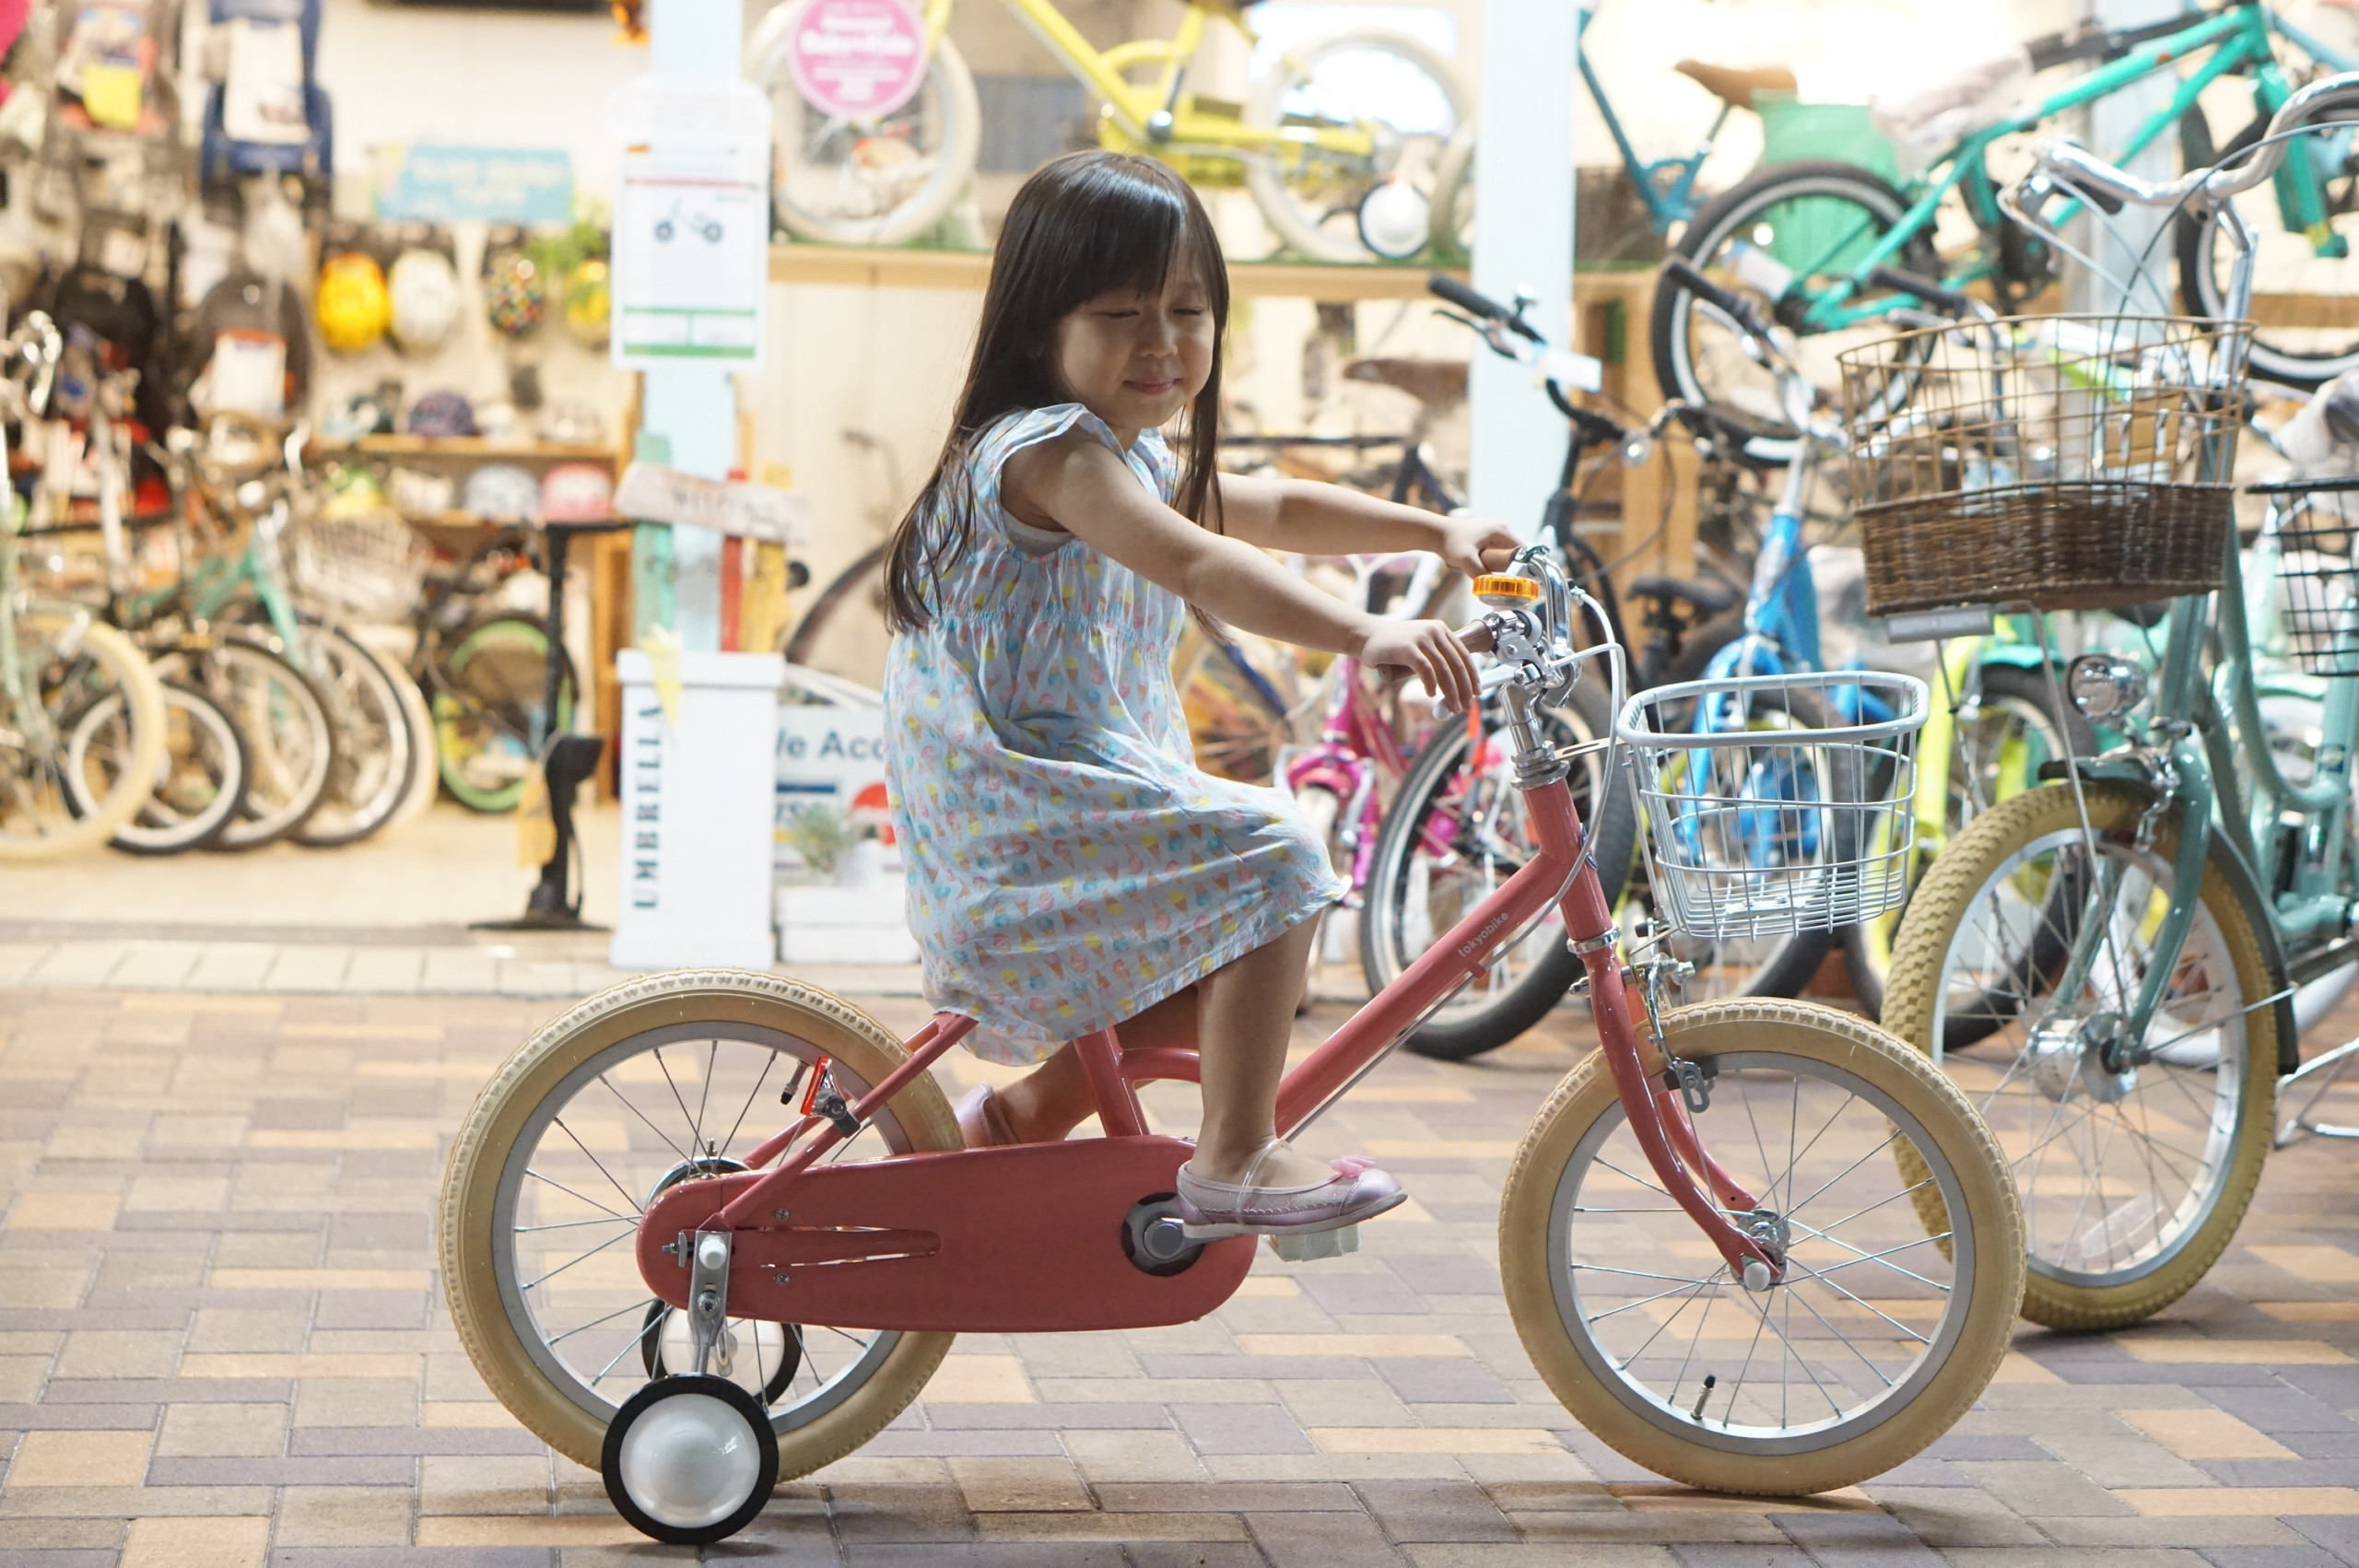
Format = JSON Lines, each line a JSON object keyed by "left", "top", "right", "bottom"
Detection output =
{"left": 2255, "top": 475, "right": 2359, "bottom": 676}
{"left": 288, "top": 509, "right": 429, "bottom": 624}
{"left": 1614, "top": 670, "right": 1927, "bottom": 942}
{"left": 1840, "top": 315, "right": 2249, "bottom": 616}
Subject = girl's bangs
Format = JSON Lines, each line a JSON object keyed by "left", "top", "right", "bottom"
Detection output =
{"left": 1055, "top": 162, "right": 1225, "bottom": 307}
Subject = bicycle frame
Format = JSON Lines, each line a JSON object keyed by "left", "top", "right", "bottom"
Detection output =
{"left": 628, "top": 605, "right": 1779, "bottom": 1335}
{"left": 917, "top": 0, "right": 1376, "bottom": 162}
{"left": 1577, "top": 0, "right": 1719, "bottom": 233}
{"left": 1279, "top": 657, "right": 1416, "bottom": 905}
{"left": 1799, "top": 3, "right": 2339, "bottom": 333}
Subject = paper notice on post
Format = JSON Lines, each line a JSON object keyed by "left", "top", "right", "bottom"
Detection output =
{"left": 615, "top": 463, "right": 810, "bottom": 544}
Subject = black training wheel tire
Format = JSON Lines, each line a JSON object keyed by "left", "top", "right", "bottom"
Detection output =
{"left": 602, "top": 1373, "right": 779, "bottom": 1546}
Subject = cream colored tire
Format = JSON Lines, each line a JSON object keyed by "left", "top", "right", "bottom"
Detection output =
{"left": 1500, "top": 998, "right": 2024, "bottom": 1494}
{"left": 0, "top": 612, "right": 167, "bottom": 860}
{"left": 439, "top": 968, "right": 960, "bottom": 1474}
{"left": 1882, "top": 784, "right": 2278, "bottom": 1331}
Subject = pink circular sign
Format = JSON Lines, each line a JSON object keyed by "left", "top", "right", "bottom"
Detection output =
{"left": 787, "top": 0, "right": 929, "bottom": 122}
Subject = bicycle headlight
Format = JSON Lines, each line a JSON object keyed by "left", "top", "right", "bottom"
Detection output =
{"left": 2066, "top": 652, "right": 2147, "bottom": 721}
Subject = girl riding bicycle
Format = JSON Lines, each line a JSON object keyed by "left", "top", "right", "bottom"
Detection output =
{"left": 882, "top": 150, "right": 1517, "bottom": 1237}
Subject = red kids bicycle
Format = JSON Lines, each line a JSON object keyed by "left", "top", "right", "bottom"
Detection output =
{"left": 439, "top": 546, "right": 2024, "bottom": 1546}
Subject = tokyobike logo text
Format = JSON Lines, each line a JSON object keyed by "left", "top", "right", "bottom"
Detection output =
{"left": 1456, "top": 910, "right": 1512, "bottom": 959}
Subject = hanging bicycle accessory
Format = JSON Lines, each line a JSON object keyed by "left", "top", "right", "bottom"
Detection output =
{"left": 1838, "top": 315, "right": 2250, "bottom": 616}
{"left": 1617, "top": 670, "right": 1927, "bottom": 942}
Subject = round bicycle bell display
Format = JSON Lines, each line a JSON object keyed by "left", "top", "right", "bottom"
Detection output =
{"left": 788, "top": 0, "right": 930, "bottom": 122}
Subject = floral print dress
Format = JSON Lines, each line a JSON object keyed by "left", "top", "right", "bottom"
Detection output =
{"left": 884, "top": 404, "right": 1344, "bottom": 1064}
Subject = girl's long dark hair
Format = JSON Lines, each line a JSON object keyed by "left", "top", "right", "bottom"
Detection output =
{"left": 884, "top": 151, "right": 1228, "bottom": 631}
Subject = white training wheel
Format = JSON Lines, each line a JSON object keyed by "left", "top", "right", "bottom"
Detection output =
{"left": 601, "top": 1374, "right": 780, "bottom": 1545}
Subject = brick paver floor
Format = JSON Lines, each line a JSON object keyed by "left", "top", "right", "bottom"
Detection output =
{"left": 3, "top": 983, "right": 2357, "bottom": 1566}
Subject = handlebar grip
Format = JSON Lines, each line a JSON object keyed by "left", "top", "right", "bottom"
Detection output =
{"left": 1867, "top": 266, "right": 1978, "bottom": 318}
{"left": 1661, "top": 255, "right": 1770, "bottom": 342}
{"left": 1427, "top": 272, "right": 1508, "bottom": 321}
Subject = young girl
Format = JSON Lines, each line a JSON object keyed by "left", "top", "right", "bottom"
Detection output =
{"left": 884, "top": 150, "right": 1516, "bottom": 1237}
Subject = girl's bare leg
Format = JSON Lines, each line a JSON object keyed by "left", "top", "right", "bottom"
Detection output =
{"left": 1190, "top": 919, "right": 1334, "bottom": 1187}
{"left": 993, "top": 989, "right": 1202, "bottom": 1142}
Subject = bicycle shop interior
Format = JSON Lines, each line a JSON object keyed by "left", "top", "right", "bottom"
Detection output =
{"left": 5, "top": 0, "right": 2359, "bottom": 1562}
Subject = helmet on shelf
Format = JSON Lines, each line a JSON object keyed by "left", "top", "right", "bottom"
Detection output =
{"left": 316, "top": 252, "right": 392, "bottom": 355}
{"left": 539, "top": 462, "right": 613, "bottom": 522}
{"left": 462, "top": 462, "right": 543, "bottom": 522}
{"left": 405, "top": 389, "right": 478, "bottom": 438}
{"left": 388, "top": 249, "right": 462, "bottom": 354}
{"left": 484, "top": 248, "right": 548, "bottom": 339}
{"left": 561, "top": 257, "right": 611, "bottom": 348}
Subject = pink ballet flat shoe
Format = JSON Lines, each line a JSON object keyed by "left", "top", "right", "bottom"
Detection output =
{"left": 955, "top": 1085, "right": 1017, "bottom": 1150}
{"left": 1174, "top": 1140, "right": 1405, "bottom": 1240}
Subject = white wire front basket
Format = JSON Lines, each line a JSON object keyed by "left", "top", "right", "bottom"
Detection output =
{"left": 1615, "top": 670, "right": 1928, "bottom": 941}
{"left": 289, "top": 509, "right": 430, "bottom": 624}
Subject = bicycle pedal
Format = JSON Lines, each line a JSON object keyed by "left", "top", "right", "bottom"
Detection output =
{"left": 1266, "top": 1224, "right": 1359, "bottom": 1263}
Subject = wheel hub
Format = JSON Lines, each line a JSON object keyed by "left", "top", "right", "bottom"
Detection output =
{"left": 1739, "top": 1207, "right": 1788, "bottom": 1292}
{"left": 2025, "top": 1010, "right": 2136, "bottom": 1105}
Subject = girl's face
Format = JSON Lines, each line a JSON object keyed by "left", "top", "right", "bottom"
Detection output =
{"left": 1050, "top": 267, "right": 1215, "bottom": 437}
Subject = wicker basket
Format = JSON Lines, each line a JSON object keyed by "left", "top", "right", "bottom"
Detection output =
{"left": 1841, "top": 315, "right": 2248, "bottom": 617}
{"left": 289, "top": 509, "right": 429, "bottom": 625}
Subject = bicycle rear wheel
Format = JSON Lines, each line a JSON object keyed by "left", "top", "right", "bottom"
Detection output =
{"left": 0, "top": 612, "right": 168, "bottom": 860}
{"left": 1650, "top": 161, "right": 1942, "bottom": 466}
{"left": 1360, "top": 682, "right": 1635, "bottom": 1059}
{"left": 434, "top": 616, "right": 575, "bottom": 813}
{"left": 1500, "top": 998, "right": 2022, "bottom": 1493}
{"left": 439, "top": 969, "right": 960, "bottom": 1474}
{"left": 781, "top": 544, "right": 889, "bottom": 692}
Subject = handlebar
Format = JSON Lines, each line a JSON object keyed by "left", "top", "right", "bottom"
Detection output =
{"left": 1426, "top": 274, "right": 1539, "bottom": 341}
{"left": 1660, "top": 255, "right": 1775, "bottom": 345}
{"left": 2017, "top": 69, "right": 2359, "bottom": 222}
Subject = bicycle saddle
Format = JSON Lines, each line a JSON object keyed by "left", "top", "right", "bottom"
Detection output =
{"left": 1344, "top": 357, "right": 1467, "bottom": 411}
{"left": 1673, "top": 60, "right": 1799, "bottom": 112}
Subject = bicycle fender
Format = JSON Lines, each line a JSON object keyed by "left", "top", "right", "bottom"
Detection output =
{"left": 2071, "top": 777, "right": 2298, "bottom": 1078}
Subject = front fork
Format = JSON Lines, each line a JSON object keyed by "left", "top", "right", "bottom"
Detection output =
{"left": 1513, "top": 686, "right": 1782, "bottom": 1288}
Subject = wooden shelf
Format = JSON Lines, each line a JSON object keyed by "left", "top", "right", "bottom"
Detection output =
{"left": 318, "top": 437, "right": 618, "bottom": 463}
{"left": 769, "top": 241, "right": 1487, "bottom": 300}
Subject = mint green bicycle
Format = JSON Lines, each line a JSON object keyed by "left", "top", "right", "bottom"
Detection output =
{"left": 1877, "top": 77, "right": 2359, "bottom": 1330}
{"left": 1655, "top": 0, "right": 2359, "bottom": 462}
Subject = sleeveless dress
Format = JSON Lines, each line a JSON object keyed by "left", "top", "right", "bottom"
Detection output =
{"left": 884, "top": 404, "right": 1344, "bottom": 1065}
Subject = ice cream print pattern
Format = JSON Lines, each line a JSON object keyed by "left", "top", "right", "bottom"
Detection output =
{"left": 884, "top": 403, "right": 1344, "bottom": 1064}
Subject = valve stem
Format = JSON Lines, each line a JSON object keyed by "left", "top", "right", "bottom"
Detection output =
{"left": 1689, "top": 1374, "right": 1717, "bottom": 1422}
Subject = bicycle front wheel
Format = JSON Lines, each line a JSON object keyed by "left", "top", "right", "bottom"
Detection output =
{"left": 157, "top": 641, "right": 337, "bottom": 850}
{"left": 65, "top": 680, "right": 252, "bottom": 855}
{"left": 781, "top": 544, "right": 889, "bottom": 692}
{"left": 287, "top": 622, "right": 417, "bottom": 848}
{"left": 1243, "top": 29, "right": 1467, "bottom": 263}
{"left": 1882, "top": 784, "right": 2278, "bottom": 1330}
{"left": 440, "top": 969, "right": 961, "bottom": 1474}
{"left": 1500, "top": 998, "right": 2022, "bottom": 1493}
{"left": 751, "top": 5, "right": 981, "bottom": 246}
{"left": 1651, "top": 160, "right": 1942, "bottom": 466}
{"left": 1360, "top": 682, "right": 1635, "bottom": 1060}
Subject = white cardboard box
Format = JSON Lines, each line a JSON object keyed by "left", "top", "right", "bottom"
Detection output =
{"left": 776, "top": 878, "right": 917, "bottom": 965}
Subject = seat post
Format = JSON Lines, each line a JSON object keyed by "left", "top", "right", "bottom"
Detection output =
{"left": 1073, "top": 1030, "right": 1149, "bottom": 1138}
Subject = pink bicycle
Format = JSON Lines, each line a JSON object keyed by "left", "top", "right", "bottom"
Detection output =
{"left": 440, "top": 548, "right": 2022, "bottom": 1546}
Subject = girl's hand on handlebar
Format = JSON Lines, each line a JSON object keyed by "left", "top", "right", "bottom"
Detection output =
{"left": 1360, "top": 618, "right": 1482, "bottom": 715}
{"left": 1437, "top": 517, "right": 1521, "bottom": 579}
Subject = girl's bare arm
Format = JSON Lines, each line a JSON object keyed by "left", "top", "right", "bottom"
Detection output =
{"left": 1005, "top": 432, "right": 1480, "bottom": 709}
{"left": 1215, "top": 471, "right": 1519, "bottom": 576}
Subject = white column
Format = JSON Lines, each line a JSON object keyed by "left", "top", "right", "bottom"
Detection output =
{"left": 643, "top": 0, "right": 744, "bottom": 649}
{"left": 1465, "top": 0, "right": 1578, "bottom": 533}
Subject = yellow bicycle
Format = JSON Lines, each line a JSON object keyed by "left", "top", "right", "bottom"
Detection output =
{"left": 750, "top": 0, "right": 1468, "bottom": 260}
